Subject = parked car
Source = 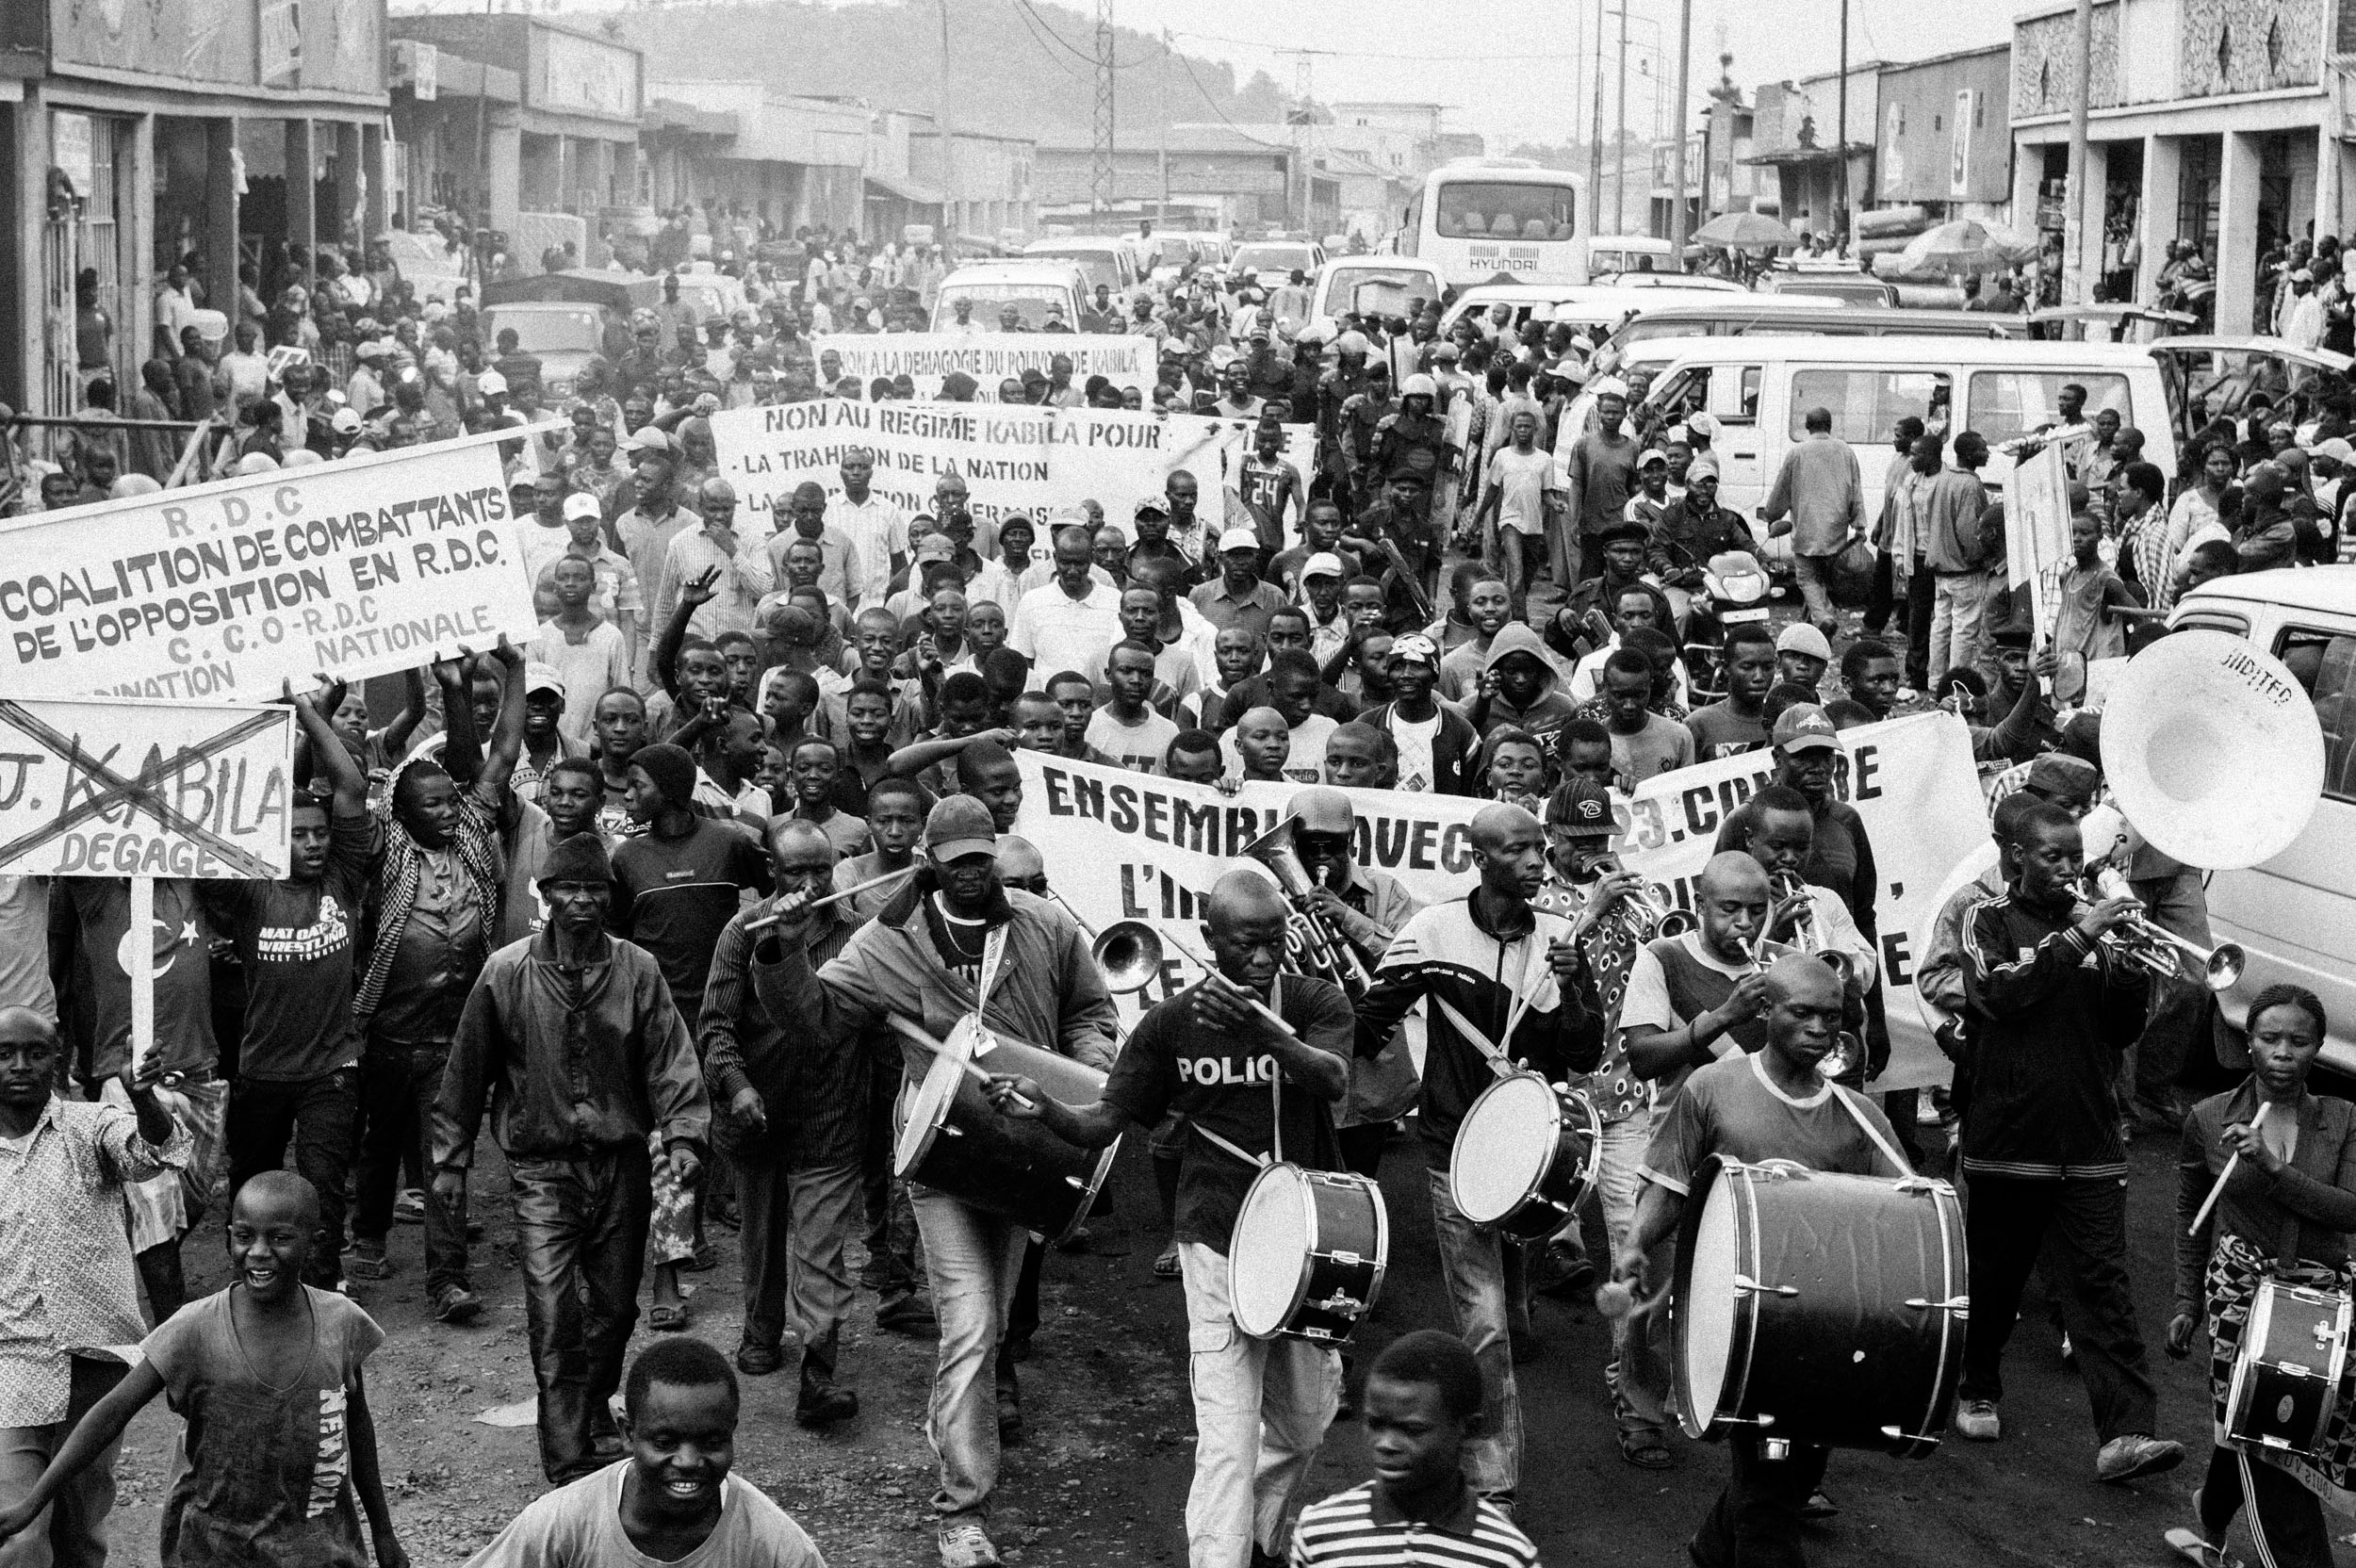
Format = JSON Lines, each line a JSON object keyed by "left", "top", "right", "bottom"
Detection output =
{"left": 927, "top": 261, "right": 1090, "bottom": 331}
{"left": 2164, "top": 568, "right": 2356, "bottom": 1079}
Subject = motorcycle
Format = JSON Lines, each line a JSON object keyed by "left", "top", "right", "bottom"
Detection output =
{"left": 1677, "top": 549, "right": 1772, "bottom": 703}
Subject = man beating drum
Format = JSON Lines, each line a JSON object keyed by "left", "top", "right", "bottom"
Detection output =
{"left": 753, "top": 796, "right": 1118, "bottom": 1568}
{"left": 983, "top": 870, "right": 1356, "bottom": 1568}
{"left": 1610, "top": 956, "right": 1911, "bottom": 1568}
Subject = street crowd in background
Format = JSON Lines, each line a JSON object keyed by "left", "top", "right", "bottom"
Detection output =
{"left": 0, "top": 216, "right": 2351, "bottom": 1568}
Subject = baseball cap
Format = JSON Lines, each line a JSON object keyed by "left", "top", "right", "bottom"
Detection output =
{"left": 924, "top": 795, "right": 999, "bottom": 863}
{"left": 1132, "top": 497, "right": 1170, "bottom": 521}
{"left": 1289, "top": 787, "right": 1355, "bottom": 836}
{"left": 477, "top": 369, "right": 508, "bottom": 396}
{"left": 914, "top": 533, "right": 955, "bottom": 564}
{"left": 2023, "top": 753, "right": 2100, "bottom": 797}
{"left": 1545, "top": 776, "right": 1616, "bottom": 838}
{"left": 1688, "top": 411, "right": 1720, "bottom": 438}
{"left": 1775, "top": 623, "right": 1833, "bottom": 662}
{"left": 1772, "top": 703, "right": 1842, "bottom": 754}
{"left": 1637, "top": 448, "right": 1668, "bottom": 469}
{"left": 1217, "top": 526, "right": 1260, "bottom": 554}
{"left": 622, "top": 426, "right": 672, "bottom": 454}
{"left": 562, "top": 492, "right": 602, "bottom": 522}
{"left": 330, "top": 408, "right": 363, "bottom": 435}
{"left": 1301, "top": 551, "right": 1344, "bottom": 581}
{"left": 2315, "top": 436, "right": 2356, "bottom": 464}
{"left": 525, "top": 662, "right": 566, "bottom": 698}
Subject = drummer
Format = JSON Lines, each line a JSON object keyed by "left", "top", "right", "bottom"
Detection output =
{"left": 1285, "top": 786, "right": 1421, "bottom": 1178}
{"left": 753, "top": 796, "right": 1117, "bottom": 1568}
{"left": 2168, "top": 986, "right": 2356, "bottom": 1568}
{"left": 981, "top": 870, "right": 1355, "bottom": 1568}
{"left": 1610, "top": 956, "right": 1910, "bottom": 1568}
{"left": 1355, "top": 803, "right": 1605, "bottom": 1508}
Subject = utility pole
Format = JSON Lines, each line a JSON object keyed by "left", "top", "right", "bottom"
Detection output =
{"left": 1614, "top": 0, "right": 1630, "bottom": 235}
{"left": 2062, "top": 0, "right": 2093, "bottom": 302}
{"left": 1092, "top": 0, "right": 1116, "bottom": 216}
{"left": 1587, "top": 0, "right": 1606, "bottom": 240}
{"left": 1157, "top": 29, "right": 1170, "bottom": 224}
{"left": 938, "top": 0, "right": 957, "bottom": 242}
{"left": 1834, "top": 0, "right": 1850, "bottom": 249}
{"left": 1670, "top": 0, "right": 1692, "bottom": 265}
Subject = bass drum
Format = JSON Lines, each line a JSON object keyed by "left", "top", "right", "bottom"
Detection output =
{"left": 1229, "top": 1163, "right": 1388, "bottom": 1345}
{"left": 1448, "top": 1072, "right": 1599, "bottom": 1242}
{"left": 894, "top": 1015, "right": 1118, "bottom": 1244}
{"left": 1674, "top": 1155, "right": 1967, "bottom": 1457}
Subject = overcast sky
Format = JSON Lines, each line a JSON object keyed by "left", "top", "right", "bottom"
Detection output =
{"left": 1079, "top": 0, "right": 2015, "bottom": 150}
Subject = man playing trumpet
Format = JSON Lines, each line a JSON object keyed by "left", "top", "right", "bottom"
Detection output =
{"left": 1738, "top": 786, "right": 1876, "bottom": 1077}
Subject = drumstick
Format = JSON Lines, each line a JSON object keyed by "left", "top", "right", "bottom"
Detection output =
{"left": 884, "top": 1014, "right": 1036, "bottom": 1112}
{"left": 746, "top": 865, "right": 920, "bottom": 931}
{"left": 2187, "top": 1102, "right": 2269, "bottom": 1238}
{"left": 1156, "top": 925, "right": 1313, "bottom": 1047}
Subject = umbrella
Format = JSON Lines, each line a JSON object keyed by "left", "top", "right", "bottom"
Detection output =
{"left": 1691, "top": 211, "right": 1799, "bottom": 251}
{"left": 1894, "top": 220, "right": 2041, "bottom": 278}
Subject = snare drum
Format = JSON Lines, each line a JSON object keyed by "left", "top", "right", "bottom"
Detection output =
{"left": 1673, "top": 1155, "right": 1968, "bottom": 1457}
{"left": 1448, "top": 1073, "right": 1600, "bottom": 1242}
{"left": 2225, "top": 1279, "right": 2352, "bottom": 1458}
{"left": 1229, "top": 1163, "right": 1388, "bottom": 1344}
{"left": 894, "top": 1015, "right": 1119, "bottom": 1244}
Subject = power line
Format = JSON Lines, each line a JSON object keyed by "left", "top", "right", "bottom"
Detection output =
{"left": 1011, "top": 0, "right": 1092, "bottom": 80}
{"left": 1016, "top": 0, "right": 1157, "bottom": 69}
{"left": 1168, "top": 28, "right": 1582, "bottom": 63}
{"left": 1170, "top": 49, "right": 1296, "bottom": 150}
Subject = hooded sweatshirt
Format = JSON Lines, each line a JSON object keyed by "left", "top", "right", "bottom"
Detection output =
{"left": 1462, "top": 622, "right": 1580, "bottom": 747}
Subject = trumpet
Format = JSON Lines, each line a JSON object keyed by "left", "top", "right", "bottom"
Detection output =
{"left": 1239, "top": 816, "right": 1376, "bottom": 997}
{"left": 2086, "top": 868, "right": 2247, "bottom": 991}
{"left": 1048, "top": 890, "right": 1167, "bottom": 996}
{"left": 1595, "top": 857, "right": 1694, "bottom": 941}
{"left": 1771, "top": 870, "right": 1853, "bottom": 988}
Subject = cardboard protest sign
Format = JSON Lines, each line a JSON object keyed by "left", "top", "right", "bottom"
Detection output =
{"left": 813, "top": 333, "right": 1155, "bottom": 398}
{"left": 0, "top": 696, "right": 293, "bottom": 880}
{"left": 1013, "top": 710, "right": 1990, "bottom": 1092}
{"left": 2004, "top": 439, "right": 2072, "bottom": 650}
{"left": 0, "top": 433, "right": 535, "bottom": 700}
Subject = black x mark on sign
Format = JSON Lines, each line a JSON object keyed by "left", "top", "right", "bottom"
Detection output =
{"left": 0, "top": 701, "right": 285, "bottom": 879}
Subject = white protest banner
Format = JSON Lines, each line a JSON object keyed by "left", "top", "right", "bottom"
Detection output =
{"left": 1013, "top": 710, "right": 1990, "bottom": 1091}
{"left": 2004, "top": 439, "right": 2071, "bottom": 649}
{"left": 812, "top": 333, "right": 1155, "bottom": 399}
{"left": 0, "top": 432, "right": 534, "bottom": 701}
{"left": 709, "top": 397, "right": 1229, "bottom": 536}
{"left": 0, "top": 696, "right": 293, "bottom": 880}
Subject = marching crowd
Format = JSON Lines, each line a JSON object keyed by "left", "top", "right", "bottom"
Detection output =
{"left": 0, "top": 223, "right": 2350, "bottom": 1568}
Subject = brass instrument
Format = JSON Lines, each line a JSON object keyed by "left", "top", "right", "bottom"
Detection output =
{"left": 1771, "top": 870, "right": 1853, "bottom": 989}
{"left": 1049, "top": 890, "right": 1165, "bottom": 996}
{"left": 2087, "top": 866, "right": 2247, "bottom": 992}
{"left": 1239, "top": 815, "right": 1376, "bottom": 996}
{"left": 1595, "top": 856, "right": 1694, "bottom": 941}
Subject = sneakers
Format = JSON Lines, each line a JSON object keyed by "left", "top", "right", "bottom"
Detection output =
{"left": 433, "top": 1283, "right": 483, "bottom": 1324}
{"left": 2097, "top": 1433, "right": 2185, "bottom": 1484}
{"left": 939, "top": 1523, "right": 1001, "bottom": 1568}
{"left": 1953, "top": 1398, "right": 2001, "bottom": 1441}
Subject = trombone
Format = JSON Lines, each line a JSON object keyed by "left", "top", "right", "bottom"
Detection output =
{"left": 2086, "top": 867, "right": 2247, "bottom": 991}
{"left": 1047, "top": 889, "right": 1168, "bottom": 995}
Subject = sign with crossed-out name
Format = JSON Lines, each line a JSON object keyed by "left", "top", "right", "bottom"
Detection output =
{"left": 0, "top": 697, "right": 294, "bottom": 880}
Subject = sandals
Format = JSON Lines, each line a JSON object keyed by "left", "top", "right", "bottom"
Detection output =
{"left": 647, "top": 1303, "right": 691, "bottom": 1332}
{"left": 1619, "top": 1429, "right": 1674, "bottom": 1470}
{"left": 2164, "top": 1527, "right": 2243, "bottom": 1568}
{"left": 1153, "top": 1244, "right": 1183, "bottom": 1282}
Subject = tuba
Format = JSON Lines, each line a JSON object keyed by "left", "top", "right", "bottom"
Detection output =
{"left": 1240, "top": 815, "right": 1375, "bottom": 997}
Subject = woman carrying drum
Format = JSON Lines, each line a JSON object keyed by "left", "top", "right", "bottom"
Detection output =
{"left": 2169, "top": 986, "right": 2356, "bottom": 1568}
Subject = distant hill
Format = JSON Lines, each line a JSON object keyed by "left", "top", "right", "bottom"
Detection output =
{"left": 603, "top": 0, "right": 1288, "bottom": 148}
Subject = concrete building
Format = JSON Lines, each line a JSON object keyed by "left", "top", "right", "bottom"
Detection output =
{"left": 1, "top": 0, "right": 390, "bottom": 419}
{"left": 1745, "top": 65, "right": 1884, "bottom": 240}
{"left": 2010, "top": 0, "right": 2346, "bottom": 328}
{"left": 1037, "top": 130, "right": 1328, "bottom": 234}
{"left": 388, "top": 38, "right": 519, "bottom": 235}
{"left": 1698, "top": 63, "right": 1766, "bottom": 220}
{"left": 641, "top": 79, "right": 864, "bottom": 237}
{"left": 860, "top": 108, "right": 1034, "bottom": 249}
{"left": 1873, "top": 45, "right": 2014, "bottom": 220}
{"left": 390, "top": 14, "right": 645, "bottom": 250}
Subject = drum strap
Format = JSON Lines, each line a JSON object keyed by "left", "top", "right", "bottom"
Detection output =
{"left": 1828, "top": 1081, "right": 1914, "bottom": 1176}
{"left": 1186, "top": 975, "right": 1287, "bottom": 1171}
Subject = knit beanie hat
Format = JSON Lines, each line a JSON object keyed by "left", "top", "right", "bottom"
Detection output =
{"left": 537, "top": 832, "right": 613, "bottom": 888}
{"left": 633, "top": 742, "right": 697, "bottom": 808}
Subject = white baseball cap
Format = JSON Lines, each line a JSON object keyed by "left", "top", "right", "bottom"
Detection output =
{"left": 562, "top": 492, "right": 602, "bottom": 522}
{"left": 1775, "top": 622, "right": 1833, "bottom": 662}
{"left": 1301, "top": 552, "right": 1345, "bottom": 580}
{"left": 1217, "top": 527, "right": 1260, "bottom": 554}
{"left": 477, "top": 369, "right": 508, "bottom": 396}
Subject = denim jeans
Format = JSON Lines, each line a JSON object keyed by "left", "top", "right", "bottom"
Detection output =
{"left": 1178, "top": 1242, "right": 1339, "bottom": 1568}
{"left": 0, "top": 1358, "right": 127, "bottom": 1568}
{"left": 862, "top": 1084, "right": 920, "bottom": 1295}
{"left": 1692, "top": 1431, "right": 1830, "bottom": 1568}
{"left": 355, "top": 1038, "right": 470, "bottom": 1295}
{"left": 1424, "top": 1167, "right": 1520, "bottom": 1497}
{"left": 910, "top": 1187, "right": 1028, "bottom": 1524}
{"left": 738, "top": 1158, "right": 860, "bottom": 1355}
{"left": 1596, "top": 1107, "right": 1674, "bottom": 1438}
{"left": 1928, "top": 568, "right": 1993, "bottom": 692}
{"left": 512, "top": 1141, "right": 653, "bottom": 1482}
{"left": 225, "top": 1068, "right": 360, "bottom": 1287}
{"left": 1960, "top": 1173, "right": 2158, "bottom": 1444}
{"left": 1791, "top": 550, "right": 1838, "bottom": 631}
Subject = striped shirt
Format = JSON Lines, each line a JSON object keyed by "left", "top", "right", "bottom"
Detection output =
{"left": 1290, "top": 1482, "right": 1540, "bottom": 1566}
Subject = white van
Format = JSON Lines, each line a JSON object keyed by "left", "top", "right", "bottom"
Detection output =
{"left": 929, "top": 261, "right": 1090, "bottom": 332}
{"left": 1021, "top": 238, "right": 1138, "bottom": 300}
{"left": 1310, "top": 257, "right": 1451, "bottom": 324}
{"left": 2165, "top": 569, "right": 2356, "bottom": 1078}
{"left": 1633, "top": 337, "right": 2179, "bottom": 516}
{"left": 1436, "top": 284, "right": 1839, "bottom": 347}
